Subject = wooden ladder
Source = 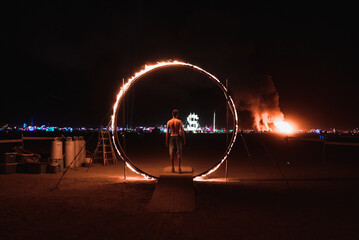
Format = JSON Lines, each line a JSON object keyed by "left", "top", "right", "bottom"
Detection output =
{"left": 94, "top": 129, "right": 118, "bottom": 165}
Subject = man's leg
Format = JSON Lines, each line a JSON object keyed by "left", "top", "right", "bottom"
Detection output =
{"left": 177, "top": 136, "right": 183, "bottom": 173}
{"left": 178, "top": 154, "right": 182, "bottom": 173}
{"left": 171, "top": 154, "right": 175, "bottom": 172}
{"left": 169, "top": 137, "right": 175, "bottom": 172}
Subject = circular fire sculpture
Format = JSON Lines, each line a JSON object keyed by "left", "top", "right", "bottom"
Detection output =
{"left": 111, "top": 61, "right": 239, "bottom": 180}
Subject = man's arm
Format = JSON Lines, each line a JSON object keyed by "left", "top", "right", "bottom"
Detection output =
{"left": 181, "top": 122, "right": 186, "bottom": 146}
{"left": 166, "top": 122, "right": 170, "bottom": 147}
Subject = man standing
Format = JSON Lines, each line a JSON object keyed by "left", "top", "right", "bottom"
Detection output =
{"left": 166, "top": 109, "right": 186, "bottom": 173}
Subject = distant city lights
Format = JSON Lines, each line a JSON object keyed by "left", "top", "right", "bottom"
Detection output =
{"left": 0, "top": 123, "right": 358, "bottom": 135}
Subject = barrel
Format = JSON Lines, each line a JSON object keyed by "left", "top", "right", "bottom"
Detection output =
{"left": 73, "top": 136, "right": 81, "bottom": 167}
{"left": 79, "top": 136, "right": 86, "bottom": 167}
{"left": 64, "top": 137, "right": 75, "bottom": 168}
{"left": 51, "top": 138, "right": 63, "bottom": 160}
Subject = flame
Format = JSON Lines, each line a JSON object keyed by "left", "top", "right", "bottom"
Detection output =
{"left": 274, "top": 120, "right": 293, "bottom": 134}
{"left": 253, "top": 111, "right": 294, "bottom": 134}
{"left": 253, "top": 112, "right": 284, "bottom": 132}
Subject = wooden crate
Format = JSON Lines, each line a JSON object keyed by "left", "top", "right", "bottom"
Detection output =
{"left": 0, "top": 163, "right": 18, "bottom": 174}
{"left": 26, "top": 162, "right": 47, "bottom": 174}
{"left": 0, "top": 153, "right": 17, "bottom": 163}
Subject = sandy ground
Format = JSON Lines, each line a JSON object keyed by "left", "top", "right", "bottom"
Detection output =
{"left": 1, "top": 133, "right": 359, "bottom": 239}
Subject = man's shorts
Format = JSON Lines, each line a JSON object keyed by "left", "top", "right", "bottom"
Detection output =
{"left": 169, "top": 136, "right": 183, "bottom": 156}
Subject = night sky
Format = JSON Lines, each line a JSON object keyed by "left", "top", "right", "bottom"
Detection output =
{"left": 2, "top": 1, "right": 358, "bottom": 129}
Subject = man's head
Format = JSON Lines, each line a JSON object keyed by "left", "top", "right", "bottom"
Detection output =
{"left": 172, "top": 109, "right": 179, "bottom": 118}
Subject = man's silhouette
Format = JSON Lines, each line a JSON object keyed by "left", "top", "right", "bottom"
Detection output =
{"left": 166, "top": 109, "right": 186, "bottom": 173}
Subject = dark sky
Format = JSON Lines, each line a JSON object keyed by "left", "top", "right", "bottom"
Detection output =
{"left": 2, "top": 1, "right": 358, "bottom": 129}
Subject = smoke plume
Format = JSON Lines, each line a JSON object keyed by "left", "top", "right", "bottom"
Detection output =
{"left": 236, "top": 74, "right": 284, "bottom": 131}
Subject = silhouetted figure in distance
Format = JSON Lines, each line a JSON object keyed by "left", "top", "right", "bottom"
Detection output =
{"left": 166, "top": 109, "right": 186, "bottom": 173}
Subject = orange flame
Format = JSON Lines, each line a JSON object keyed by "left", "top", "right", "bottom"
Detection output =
{"left": 274, "top": 120, "right": 293, "bottom": 134}
{"left": 253, "top": 111, "right": 294, "bottom": 134}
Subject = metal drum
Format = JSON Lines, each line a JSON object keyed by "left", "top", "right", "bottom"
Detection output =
{"left": 64, "top": 137, "right": 75, "bottom": 168}
{"left": 79, "top": 136, "right": 86, "bottom": 167}
{"left": 73, "top": 136, "right": 81, "bottom": 167}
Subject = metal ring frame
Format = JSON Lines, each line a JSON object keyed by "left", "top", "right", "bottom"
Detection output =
{"left": 111, "top": 61, "right": 239, "bottom": 180}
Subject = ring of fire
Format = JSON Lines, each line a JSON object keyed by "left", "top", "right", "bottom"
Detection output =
{"left": 111, "top": 60, "right": 239, "bottom": 180}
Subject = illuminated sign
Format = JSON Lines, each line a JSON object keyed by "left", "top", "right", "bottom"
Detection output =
{"left": 186, "top": 113, "right": 200, "bottom": 131}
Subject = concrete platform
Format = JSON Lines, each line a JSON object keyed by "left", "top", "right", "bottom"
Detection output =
{"left": 148, "top": 166, "right": 195, "bottom": 212}
{"left": 162, "top": 166, "right": 193, "bottom": 175}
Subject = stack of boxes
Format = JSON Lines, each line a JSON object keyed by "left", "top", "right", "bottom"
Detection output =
{"left": 0, "top": 152, "right": 47, "bottom": 174}
{"left": 0, "top": 153, "right": 17, "bottom": 174}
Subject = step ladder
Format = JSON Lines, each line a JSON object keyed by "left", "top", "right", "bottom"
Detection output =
{"left": 93, "top": 129, "right": 118, "bottom": 165}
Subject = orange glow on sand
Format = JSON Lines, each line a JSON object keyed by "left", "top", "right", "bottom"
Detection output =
{"left": 119, "top": 176, "right": 156, "bottom": 182}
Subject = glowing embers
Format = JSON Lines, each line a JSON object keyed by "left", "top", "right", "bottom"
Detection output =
{"left": 111, "top": 60, "right": 239, "bottom": 180}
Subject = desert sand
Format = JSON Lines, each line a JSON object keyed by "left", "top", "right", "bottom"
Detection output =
{"left": 1, "top": 133, "right": 358, "bottom": 239}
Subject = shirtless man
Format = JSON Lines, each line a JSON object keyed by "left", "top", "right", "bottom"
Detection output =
{"left": 166, "top": 109, "right": 186, "bottom": 173}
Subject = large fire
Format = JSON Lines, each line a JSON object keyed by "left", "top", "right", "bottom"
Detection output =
{"left": 236, "top": 74, "right": 295, "bottom": 134}
{"left": 274, "top": 120, "right": 293, "bottom": 134}
{"left": 253, "top": 112, "right": 294, "bottom": 134}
